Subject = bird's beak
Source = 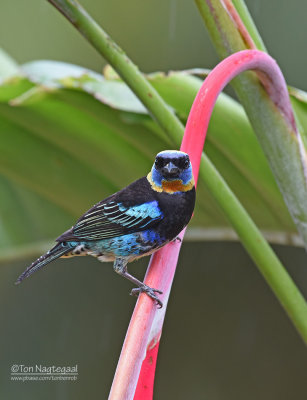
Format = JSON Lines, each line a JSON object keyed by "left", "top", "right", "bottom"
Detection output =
{"left": 162, "top": 162, "right": 179, "bottom": 177}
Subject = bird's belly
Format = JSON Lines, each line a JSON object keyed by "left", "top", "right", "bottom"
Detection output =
{"left": 95, "top": 253, "right": 116, "bottom": 262}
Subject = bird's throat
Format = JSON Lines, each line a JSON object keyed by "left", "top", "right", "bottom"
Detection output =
{"left": 147, "top": 172, "right": 194, "bottom": 194}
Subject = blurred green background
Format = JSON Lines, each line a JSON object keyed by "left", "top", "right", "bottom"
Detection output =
{"left": 1, "top": 0, "right": 307, "bottom": 87}
{"left": 1, "top": 0, "right": 307, "bottom": 399}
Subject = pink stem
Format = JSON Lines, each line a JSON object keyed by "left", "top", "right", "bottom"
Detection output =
{"left": 182, "top": 50, "right": 297, "bottom": 183}
{"left": 108, "top": 50, "right": 297, "bottom": 400}
{"left": 109, "top": 229, "right": 185, "bottom": 400}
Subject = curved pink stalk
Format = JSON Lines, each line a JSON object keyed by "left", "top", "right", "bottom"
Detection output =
{"left": 108, "top": 50, "right": 299, "bottom": 400}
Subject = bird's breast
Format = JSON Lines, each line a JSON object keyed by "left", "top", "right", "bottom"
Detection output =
{"left": 147, "top": 172, "right": 194, "bottom": 194}
{"left": 154, "top": 187, "right": 196, "bottom": 240}
{"left": 161, "top": 179, "right": 194, "bottom": 193}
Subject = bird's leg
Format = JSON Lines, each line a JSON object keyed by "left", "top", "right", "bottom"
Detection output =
{"left": 113, "top": 258, "right": 163, "bottom": 308}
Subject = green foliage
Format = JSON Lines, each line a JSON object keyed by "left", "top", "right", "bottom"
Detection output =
{"left": 1, "top": 50, "right": 307, "bottom": 255}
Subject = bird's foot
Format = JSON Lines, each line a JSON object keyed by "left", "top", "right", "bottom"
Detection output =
{"left": 130, "top": 285, "right": 163, "bottom": 308}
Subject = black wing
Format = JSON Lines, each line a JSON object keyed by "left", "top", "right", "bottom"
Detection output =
{"left": 57, "top": 199, "right": 163, "bottom": 242}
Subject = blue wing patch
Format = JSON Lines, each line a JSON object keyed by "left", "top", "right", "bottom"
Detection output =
{"left": 69, "top": 200, "right": 163, "bottom": 241}
{"left": 114, "top": 201, "right": 162, "bottom": 227}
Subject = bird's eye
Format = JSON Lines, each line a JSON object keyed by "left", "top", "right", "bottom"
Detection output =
{"left": 177, "top": 157, "right": 190, "bottom": 169}
{"left": 155, "top": 158, "right": 164, "bottom": 169}
{"left": 183, "top": 158, "right": 190, "bottom": 169}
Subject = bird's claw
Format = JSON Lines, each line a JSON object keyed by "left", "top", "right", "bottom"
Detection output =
{"left": 130, "top": 285, "right": 163, "bottom": 308}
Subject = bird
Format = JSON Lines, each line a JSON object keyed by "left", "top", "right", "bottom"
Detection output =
{"left": 16, "top": 150, "right": 196, "bottom": 307}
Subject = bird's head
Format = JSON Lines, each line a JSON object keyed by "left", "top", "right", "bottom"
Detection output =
{"left": 147, "top": 150, "right": 194, "bottom": 194}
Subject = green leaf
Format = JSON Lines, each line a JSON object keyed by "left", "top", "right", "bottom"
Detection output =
{"left": 0, "top": 174, "right": 73, "bottom": 248}
{"left": 22, "top": 60, "right": 148, "bottom": 113}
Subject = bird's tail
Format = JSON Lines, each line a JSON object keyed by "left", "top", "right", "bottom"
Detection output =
{"left": 15, "top": 242, "right": 71, "bottom": 284}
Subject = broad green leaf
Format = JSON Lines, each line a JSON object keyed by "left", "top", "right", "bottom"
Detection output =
{"left": 22, "top": 60, "right": 148, "bottom": 113}
{"left": 0, "top": 174, "right": 73, "bottom": 247}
